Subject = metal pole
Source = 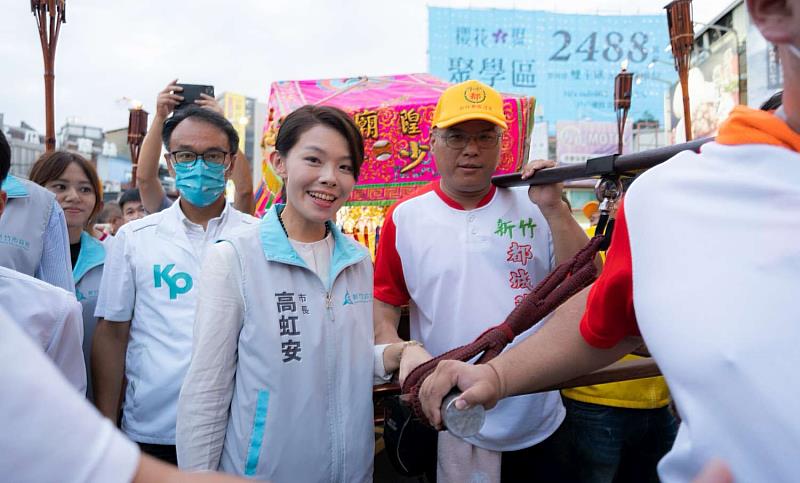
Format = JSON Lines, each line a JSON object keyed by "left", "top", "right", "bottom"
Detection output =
{"left": 492, "top": 137, "right": 713, "bottom": 188}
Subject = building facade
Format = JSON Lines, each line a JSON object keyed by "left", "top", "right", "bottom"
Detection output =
{"left": 219, "top": 91, "right": 266, "bottom": 190}
{"left": 1, "top": 117, "right": 46, "bottom": 178}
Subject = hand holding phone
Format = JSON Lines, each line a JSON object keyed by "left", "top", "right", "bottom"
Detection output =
{"left": 156, "top": 80, "right": 183, "bottom": 118}
{"left": 174, "top": 84, "right": 215, "bottom": 111}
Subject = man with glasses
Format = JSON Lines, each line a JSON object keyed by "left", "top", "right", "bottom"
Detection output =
{"left": 373, "top": 80, "right": 589, "bottom": 481}
{"left": 136, "top": 80, "right": 254, "bottom": 216}
{"left": 91, "top": 106, "right": 257, "bottom": 465}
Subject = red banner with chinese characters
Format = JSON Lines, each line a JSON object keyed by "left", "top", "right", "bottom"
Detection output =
{"left": 263, "top": 73, "right": 534, "bottom": 206}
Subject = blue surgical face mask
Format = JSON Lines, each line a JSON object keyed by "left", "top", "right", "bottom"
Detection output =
{"left": 174, "top": 159, "right": 226, "bottom": 207}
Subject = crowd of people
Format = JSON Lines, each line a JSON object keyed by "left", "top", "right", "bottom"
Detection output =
{"left": 0, "top": 0, "right": 798, "bottom": 481}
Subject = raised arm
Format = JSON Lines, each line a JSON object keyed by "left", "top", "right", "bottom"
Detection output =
{"left": 230, "top": 151, "right": 254, "bottom": 215}
{"left": 138, "top": 80, "right": 183, "bottom": 213}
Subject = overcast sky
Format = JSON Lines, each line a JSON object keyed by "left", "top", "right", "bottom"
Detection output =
{"left": 2, "top": 0, "right": 734, "bottom": 132}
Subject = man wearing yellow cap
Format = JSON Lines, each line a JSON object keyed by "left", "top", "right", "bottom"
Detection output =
{"left": 373, "top": 80, "right": 589, "bottom": 481}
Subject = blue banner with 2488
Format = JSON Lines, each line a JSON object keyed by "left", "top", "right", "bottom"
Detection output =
{"left": 428, "top": 7, "right": 677, "bottom": 130}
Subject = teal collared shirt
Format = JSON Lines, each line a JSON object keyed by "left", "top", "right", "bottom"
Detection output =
{"left": 73, "top": 231, "right": 105, "bottom": 284}
{"left": 1, "top": 175, "right": 30, "bottom": 198}
{"left": 258, "top": 204, "right": 366, "bottom": 290}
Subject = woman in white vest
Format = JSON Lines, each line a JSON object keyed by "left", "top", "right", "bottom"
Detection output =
{"left": 30, "top": 150, "right": 105, "bottom": 399}
{"left": 177, "top": 105, "right": 389, "bottom": 482}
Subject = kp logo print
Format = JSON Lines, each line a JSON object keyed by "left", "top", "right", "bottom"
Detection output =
{"left": 154, "top": 264, "right": 193, "bottom": 299}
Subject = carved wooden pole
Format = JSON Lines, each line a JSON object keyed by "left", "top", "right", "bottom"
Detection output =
{"left": 127, "top": 108, "right": 148, "bottom": 188}
{"left": 31, "top": 0, "right": 66, "bottom": 152}
{"left": 614, "top": 63, "right": 634, "bottom": 154}
{"left": 666, "top": 0, "right": 695, "bottom": 141}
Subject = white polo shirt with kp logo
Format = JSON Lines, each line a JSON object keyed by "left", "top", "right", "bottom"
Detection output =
{"left": 95, "top": 200, "right": 257, "bottom": 444}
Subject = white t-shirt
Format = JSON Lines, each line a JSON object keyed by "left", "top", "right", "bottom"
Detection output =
{"left": 0, "top": 311, "right": 139, "bottom": 483}
{"left": 581, "top": 133, "right": 800, "bottom": 480}
{"left": 375, "top": 181, "right": 564, "bottom": 451}
{"left": 0, "top": 265, "right": 86, "bottom": 393}
{"left": 629, "top": 142, "right": 800, "bottom": 482}
{"left": 95, "top": 200, "right": 258, "bottom": 444}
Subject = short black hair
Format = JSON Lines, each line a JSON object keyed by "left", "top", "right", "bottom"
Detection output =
{"left": 161, "top": 105, "right": 239, "bottom": 154}
{"left": 97, "top": 201, "right": 122, "bottom": 223}
{"left": 0, "top": 130, "right": 10, "bottom": 185}
{"left": 759, "top": 90, "right": 783, "bottom": 111}
{"left": 118, "top": 188, "right": 141, "bottom": 211}
{"left": 275, "top": 105, "right": 364, "bottom": 180}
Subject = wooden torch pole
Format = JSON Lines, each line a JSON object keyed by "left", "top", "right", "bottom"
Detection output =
{"left": 127, "top": 108, "right": 148, "bottom": 188}
{"left": 666, "top": 0, "right": 695, "bottom": 142}
{"left": 31, "top": 0, "right": 66, "bottom": 152}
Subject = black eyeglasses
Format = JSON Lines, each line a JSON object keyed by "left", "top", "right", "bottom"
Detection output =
{"left": 438, "top": 131, "right": 502, "bottom": 149}
{"left": 169, "top": 150, "right": 231, "bottom": 166}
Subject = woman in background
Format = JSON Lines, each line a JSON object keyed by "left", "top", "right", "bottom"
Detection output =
{"left": 30, "top": 150, "right": 105, "bottom": 399}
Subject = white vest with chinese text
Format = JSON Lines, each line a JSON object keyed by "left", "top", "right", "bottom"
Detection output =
{"left": 217, "top": 207, "right": 374, "bottom": 482}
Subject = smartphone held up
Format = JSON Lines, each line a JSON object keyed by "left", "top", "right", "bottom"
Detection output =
{"left": 174, "top": 84, "right": 214, "bottom": 111}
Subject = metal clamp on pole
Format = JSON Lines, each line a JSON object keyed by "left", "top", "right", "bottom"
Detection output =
{"left": 594, "top": 176, "right": 624, "bottom": 250}
{"left": 585, "top": 154, "right": 618, "bottom": 178}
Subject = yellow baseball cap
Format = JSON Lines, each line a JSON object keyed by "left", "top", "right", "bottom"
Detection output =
{"left": 432, "top": 80, "right": 508, "bottom": 130}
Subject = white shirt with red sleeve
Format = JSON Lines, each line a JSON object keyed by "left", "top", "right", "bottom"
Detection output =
{"left": 374, "top": 180, "right": 564, "bottom": 452}
{"left": 580, "top": 129, "right": 800, "bottom": 482}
